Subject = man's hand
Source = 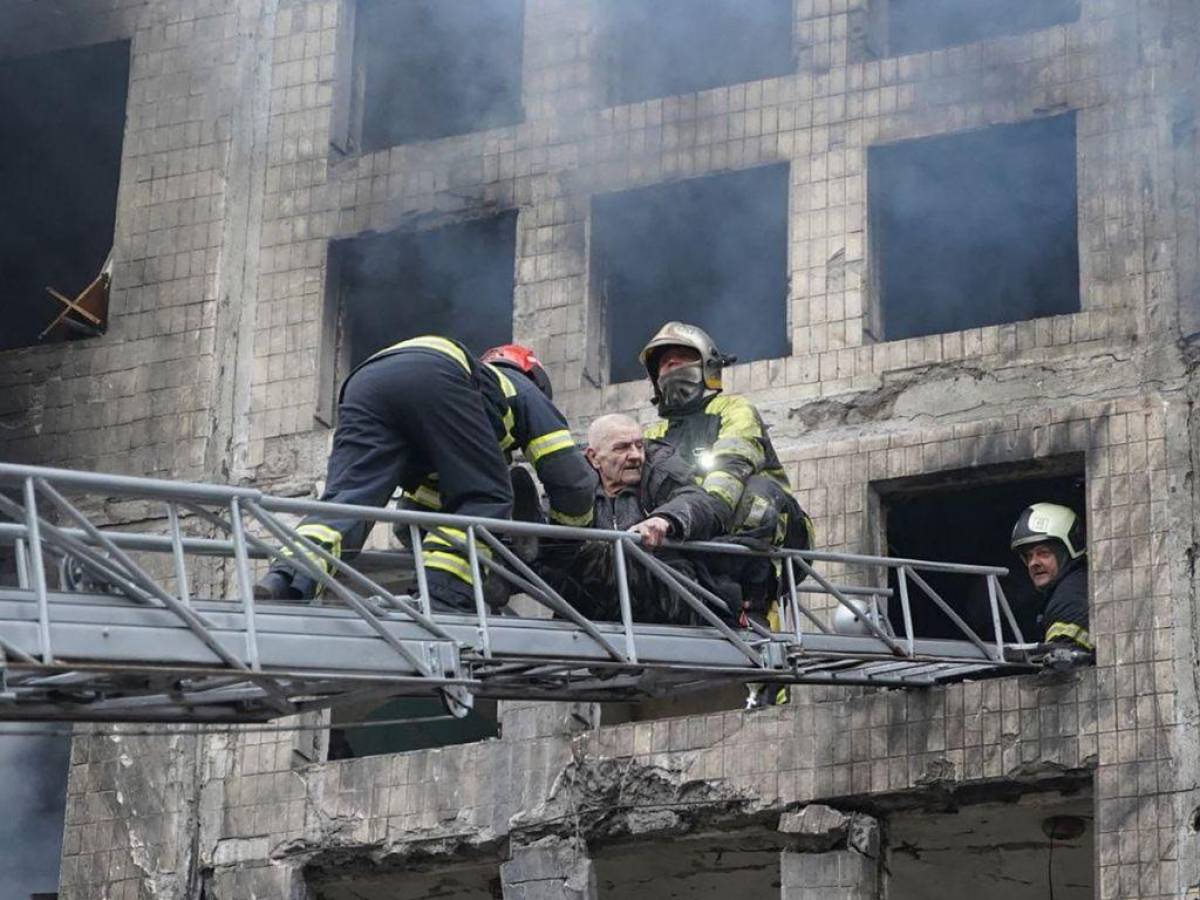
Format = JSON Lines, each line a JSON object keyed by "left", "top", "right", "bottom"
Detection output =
{"left": 629, "top": 516, "right": 672, "bottom": 549}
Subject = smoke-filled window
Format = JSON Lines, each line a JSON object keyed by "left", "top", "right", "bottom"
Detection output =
{"left": 876, "top": 460, "right": 1086, "bottom": 641}
{"left": 883, "top": 0, "right": 1080, "bottom": 56}
{"left": 0, "top": 40, "right": 129, "bottom": 352}
{"left": 330, "top": 212, "right": 517, "bottom": 375}
{"left": 869, "top": 114, "right": 1080, "bottom": 342}
{"left": 603, "top": 0, "right": 794, "bottom": 106}
{"left": 354, "top": 0, "right": 525, "bottom": 151}
{"left": 592, "top": 165, "right": 790, "bottom": 384}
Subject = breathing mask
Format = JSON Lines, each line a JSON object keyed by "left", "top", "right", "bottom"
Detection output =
{"left": 657, "top": 363, "right": 706, "bottom": 414}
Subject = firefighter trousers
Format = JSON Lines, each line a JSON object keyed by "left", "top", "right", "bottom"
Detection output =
{"left": 271, "top": 349, "right": 513, "bottom": 606}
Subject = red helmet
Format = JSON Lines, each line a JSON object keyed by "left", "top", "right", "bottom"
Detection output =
{"left": 481, "top": 343, "right": 553, "bottom": 400}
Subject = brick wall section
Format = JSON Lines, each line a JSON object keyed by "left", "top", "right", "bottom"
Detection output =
{"left": 0, "top": 0, "right": 1195, "bottom": 897}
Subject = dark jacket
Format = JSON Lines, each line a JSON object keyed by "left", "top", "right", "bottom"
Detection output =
{"left": 1039, "top": 557, "right": 1090, "bottom": 649}
{"left": 591, "top": 440, "right": 725, "bottom": 542}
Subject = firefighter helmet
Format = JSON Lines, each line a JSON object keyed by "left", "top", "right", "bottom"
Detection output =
{"left": 638, "top": 322, "right": 735, "bottom": 393}
{"left": 481, "top": 343, "right": 553, "bottom": 400}
{"left": 1010, "top": 503, "right": 1085, "bottom": 560}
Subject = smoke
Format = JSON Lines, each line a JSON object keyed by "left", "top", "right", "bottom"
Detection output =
{"left": 593, "top": 164, "right": 791, "bottom": 384}
{"left": 887, "top": 0, "right": 1081, "bottom": 56}
{"left": 605, "top": 0, "right": 794, "bottom": 106}
{"left": 0, "top": 38, "right": 129, "bottom": 351}
{"left": 336, "top": 211, "right": 518, "bottom": 368}
{"left": 357, "top": 0, "right": 524, "bottom": 150}
{"left": 0, "top": 727, "right": 70, "bottom": 898}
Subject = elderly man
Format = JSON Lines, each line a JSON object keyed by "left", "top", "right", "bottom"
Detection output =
{"left": 537, "top": 414, "right": 729, "bottom": 624}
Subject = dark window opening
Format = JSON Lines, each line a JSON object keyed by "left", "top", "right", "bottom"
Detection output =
{"left": 593, "top": 165, "right": 790, "bottom": 384}
{"left": 876, "top": 459, "right": 1086, "bottom": 642}
{"left": 353, "top": 0, "right": 524, "bottom": 152}
{"left": 0, "top": 40, "right": 129, "bottom": 351}
{"left": 0, "top": 726, "right": 70, "bottom": 900}
{"left": 869, "top": 114, "right": 1080, "bottom": 342}
{"left": 332, "top": 212, "right": 517, "bottom": 373}
{"left": 888, "top": 784, "right": 1093, "bottom": 900}
{"left": 327, "top": 697, "right": 498, "bottom": 759}
{"left": 603, "top": 0, "right": 794, "bottom": 106}
{"left": 885, "top": 0, "right": 1080, "bottom": 57}
{"left": 595, "top": 835, "right": 784, "bottom": 900}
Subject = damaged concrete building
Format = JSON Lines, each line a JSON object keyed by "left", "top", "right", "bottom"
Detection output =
{"left": 0, "top": 0, "right": 1198, "bottom": 896}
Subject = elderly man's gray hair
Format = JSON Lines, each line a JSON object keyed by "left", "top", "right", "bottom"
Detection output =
{"left": 586, "top": 413, "right": 642, "bottom": 449}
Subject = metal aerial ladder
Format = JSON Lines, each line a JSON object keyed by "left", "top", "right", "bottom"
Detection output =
{"left": 0, "top": 462, "right": 1039, "bottom": 724}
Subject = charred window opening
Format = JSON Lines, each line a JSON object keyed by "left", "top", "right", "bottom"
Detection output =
{"left": 875, "top": 459, "right": 1086, "bottom": 641}
{"left": 603, "top": 0, "right": 794, "bottom": 106}
{"left": 0, "top": 40, "right": 129, "bottom": 352}
{"left": 882, "top": 0, "right": 1081, "bottom": 57}
{"left": 327, "top": 697, "right": 498, "bottom": 759}
{"left": 595, "top": 837, "right": 784, "bottom": 899}
{"left": 593, "top": 165, "right": 790, "bottom": 384}
{"left": 869, "top": 114, "right": 1080, "bottom": 342}
{"left": 324, "top": 213, "right": 517, "bottom": 407}
{"left": 352, "top": 0, "right": 524, "bottom": 152}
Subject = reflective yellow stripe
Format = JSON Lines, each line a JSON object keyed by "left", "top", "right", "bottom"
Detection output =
{"left": 485, "top": 365, "right": 518, "bottom": 450}
{"left": 549, "top": 506, "right": 594, "bottom": 527}
{"left": 644, "top": 421, "right": 668, "bottom": 440}
{"left": 711, "top": 435, "right": 766, "bottom": 469}
{"left": 707, "top": 394, "right": 765, "bottom": 441}
{"left": 702, "top": 471, "right": 743, "bottom": 510}
{"left": 373, "top": 336, "right": 471, "bottom": 372}
{"left": 1045, "top": 622, "right": 1092, "bottom": 650}
{"left": 527, "top": 429, "right": 575, "bottom": 464}
{"left": 423, "top": 551, "right": 474, "bottom": 584}
{"left": 285, "top": 523, "right": 344, "bottom": 575}
{"left": 408, "top": 483, "right": 442, "bottom": 510}
{"left": 425, "top": 527, "right": 493, "bottom": 558}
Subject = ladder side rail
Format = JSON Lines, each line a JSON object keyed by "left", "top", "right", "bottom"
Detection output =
{"left": 244, "top": 501, "right": 456, "bottom": 642}
{"left": 985, "top": 573, "right": 1007, "bottom": 663}
{"left": 205, "top": 502, "right": 441, "bottom": 678}
{"left": 0, "top": 462, "right": 261, "bottom": 504}
{"left": 471, "top": 526, "right": 628, "bottom": 663}
{"left": 612, "top": 538, "right": 638, "bottom": 663}
{"left": 227, "top": 497, "right": 262, "bottom": 671}
{"left": 465, "top": 526, "right": 491, "bottom": 659}
{"left": 23, "top": 482, "right": 267, "bottom": 681}
{"left": 897, "top": 566, "right": 916, "bottom": 658}
{"left": 903, "top": 566, "right": 998, "bottom": 662}
{"left": 165, "top": 503, "right": 191, "bottom": 606}
{"left": 623, "top": 541, "right": 765, "bottom": 668}
{"left": 408, "top": 524, "right": 431, "bottom": 616}
{"left": 994, "top": 578, "right": 1027, "bottom": 644}
{"left": 21, "top": 479, "right": 53, "bottom": 663}
{"left": 790, "top": 555, "right": 906, "bottom": 656}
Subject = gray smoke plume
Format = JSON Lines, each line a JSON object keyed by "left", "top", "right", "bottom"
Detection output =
{"left": 0, "top": 727, "right": 70, "bottom": 899}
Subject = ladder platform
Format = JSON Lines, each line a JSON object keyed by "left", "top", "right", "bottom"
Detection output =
{"left": 0, "top": 462, "right": 1037, "bottom": 723}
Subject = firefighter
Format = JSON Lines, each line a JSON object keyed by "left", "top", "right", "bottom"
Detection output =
{"left": 639, "top": 322, "right": 813, "bottom": 706}
{"left": 1010, "top": 503, "right": 1092, "bottom": 669}
{"left": 255, "top": 337, "right": 595, "bottom": 611}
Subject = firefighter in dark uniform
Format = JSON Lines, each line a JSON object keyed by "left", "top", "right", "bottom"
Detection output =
{"left": 255, "top": 337, "right": 595, "bottom": 611}
{"left": 639, "top": 322, "right": 813, "bottom": 706}
{"left": 1010, "top": 503, "right": 1093, "bottom": 670}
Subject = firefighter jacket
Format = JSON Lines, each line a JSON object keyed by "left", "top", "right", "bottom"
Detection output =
{"left": 644, "top": 392, "right": 791, "bottom": 527}
{"left": 376, "top": 338, "right": 596, "bottom": 529}
{"left": 1038, "top": 556, "right": 1091, "bottom": 650}
{"left": 591, "top": 440, "right": 726, "bottom": 542}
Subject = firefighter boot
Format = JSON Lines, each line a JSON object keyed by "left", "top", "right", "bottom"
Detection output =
{"left": 254, "top": 570, "right": 303, "bottom": 601}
